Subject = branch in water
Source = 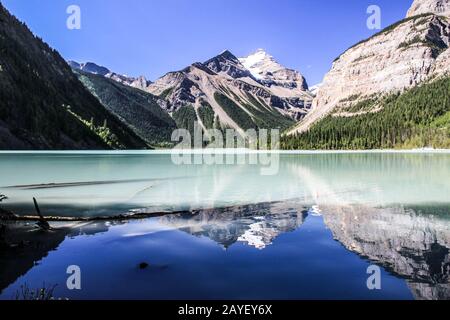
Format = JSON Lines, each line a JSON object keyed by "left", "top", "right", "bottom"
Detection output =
{"left": 33, "top": 198, "right": 51, "bottom": 231}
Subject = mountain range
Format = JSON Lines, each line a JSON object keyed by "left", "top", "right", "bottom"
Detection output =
{"left": 70, "top": 48, "right": 314, "bottom": 139}
{"left": 0, "top": 0, "right": 449, "bottom": 150}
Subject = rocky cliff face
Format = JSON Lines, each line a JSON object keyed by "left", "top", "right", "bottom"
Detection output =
{"left": 68, "top": 61, "right": 110, "bottom": 76}
{"left": 289, "top": 0, "right": 450, "bottom": 134}
{"left": 407, "top": 0, "right": 450, "bottom": 18}
{"left": 147, "top": 50, "right": 312, "bottom": 134}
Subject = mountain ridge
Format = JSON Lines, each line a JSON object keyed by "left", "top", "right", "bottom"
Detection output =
{"left": 74, "top": 70, "right": 177, "bottom": 147}
{"left": 2, "top": 0, "right": 450, "bottom": 150}
{"left": 146, "top": 49, "right": 313, "bottom": 135}
{"left": 69, "top": 60, "right": 152, "bottom": 91}
{"left": 288, "top": 0, "right": 450, "bottom": 136}
{"left": 0, "top": 3, "right": 148, "bottom": 150}
{"left": 69, "top": 48, "right": 313, "bottom": 135}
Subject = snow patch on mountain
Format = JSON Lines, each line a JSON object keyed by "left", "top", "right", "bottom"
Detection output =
{"left": 309, "top": 83, "right": 323, "bottom": 96}
{"left": 239, "top": 49, "right": 309, "bottom": 92}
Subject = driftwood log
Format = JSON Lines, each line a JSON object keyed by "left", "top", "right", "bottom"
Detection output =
{"left": 33, "top": 198, "right": 51, "bottom": 231}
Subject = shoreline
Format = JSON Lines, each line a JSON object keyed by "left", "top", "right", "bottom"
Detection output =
{"left": 0, "top": 210, "right": 189, "bottom": 223}
{"left": 0, "top": 148, "right": 449, "bottom": 155}
{"left": 0, "top": 200, "right": 288, "bottom": 222}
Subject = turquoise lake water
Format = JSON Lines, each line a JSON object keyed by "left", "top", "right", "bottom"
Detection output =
{"left": 0, "top": 151, "right": 449, "bottom": 299}
{"left": 0, "top": 151, "right": 449, "bottom": 217}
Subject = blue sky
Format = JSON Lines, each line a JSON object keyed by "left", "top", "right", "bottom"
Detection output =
{"left": 2, "top": 0, "right": 413, "bottom": 85}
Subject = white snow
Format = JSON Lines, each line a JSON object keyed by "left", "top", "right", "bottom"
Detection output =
{"left": 239, "top": 49, "right": 280, "bottom": 80}
{"left": 309, "top": 83, "right": 323, "bottom": 96}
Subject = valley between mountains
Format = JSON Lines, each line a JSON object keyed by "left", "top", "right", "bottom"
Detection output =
{"left": 0, "top": 0, "right": 449, "bottom": 150}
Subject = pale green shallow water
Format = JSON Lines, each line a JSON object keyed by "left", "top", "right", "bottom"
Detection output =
{"left": 0, "top": 151, "right": 449, "bottom": 217}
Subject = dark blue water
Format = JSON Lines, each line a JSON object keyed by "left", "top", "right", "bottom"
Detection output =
{"left": 1, "top": 205, "right": 423, "bottom": 300}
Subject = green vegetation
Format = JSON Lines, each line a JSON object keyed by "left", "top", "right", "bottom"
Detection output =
{"left": 198, "top": 101, "right": 215, "bottom": 129}
{"left": 159, "top": 87, "right": 174, "bottom": 99}
{"left": 213, "top": 91, "right": 295, "bottom": 131}
{"left": 339, "top": 94, "right": 362, "bottom": 103}
{"left": 0, "top": 194, "right": 9, "bottom": 217}
{"left": 404, "top": 204, "right": 450, "bottom": 219}
{"left": 398, "top": 35, "right": 447, "bottom": 56}
{"left": 76, "top": 71, "right": 176, "bottom": 147}
{"left": 214, "top": 115, "right": 224, "bottom": 131}
{"left": 352, "top": 53, "right": 375, "bottom": 63}
{"left": 15, "top": 283, "right": 58, "bottom": 300}
{"left": 214, "top": 92, "right": 256, "bottom": 130}
{"left": 172, "top": 105, "right": 198, "bottom": 136}
{"left": 67, "top": 107, "right": 122, "bottom": 149}
{"left": 243, "top": 93, "right": 295, "bottom": 130}
{"left": 398, "top": 35, "right": 423, "bottom": 49}
{"left": 0, "top": 4, "right": 147, "bottom": 149}
{"left": 282, "top": 76, "right": 450, "bottom": 150}
{"left": 340, "top": 98, "right": 377, "bottom": 113}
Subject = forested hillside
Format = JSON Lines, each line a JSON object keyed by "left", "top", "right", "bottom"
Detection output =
{"left": 0, "top": 3, "right": 148, "bottom": 149}
{"left": 75, "top": 71, "right": 176, "bottom": 147}
{"left": 282, "top": 77, "right": 450, "bottom": 150}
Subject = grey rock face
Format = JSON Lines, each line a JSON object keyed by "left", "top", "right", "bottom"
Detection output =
{"left": 147, "top": 50, "right": 313, "bottom": 131}
{"left": 407, "top": 0, "right": 450, "bottom": 18}
{"left": 68, "top": 61, "right": 110, "bottom": 76}
{"left": 204, "top": 50, "right": 253, "bottom": 79}
{"left": 289, "top": 13, "right": 450, "bottom": 134}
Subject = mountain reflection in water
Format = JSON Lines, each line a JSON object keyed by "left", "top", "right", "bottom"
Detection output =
{"left": 158, "top": 201, "right": 308, "bottom": 249}
{"left": 321, "top": 204, "right": 450, "bottom": 300}
{"left": 158, "top": 202, "right": 450, "bottom": 299}
{"left": 0, "top": 201, "right": 448, "bottom": 300}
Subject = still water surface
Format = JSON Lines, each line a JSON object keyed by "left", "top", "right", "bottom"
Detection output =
{"left": 0, "top": 151, "right": 448, "bottom": 299}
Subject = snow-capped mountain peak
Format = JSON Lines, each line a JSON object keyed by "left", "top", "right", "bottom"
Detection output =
{"left": 239, "top": 49, "right": 309, "bottom": 91}
{"left": 238, "top": 49, "right": 310, "bottom": 99}
{"left": 239, "top": 49, "right": 277, "bottom": 80}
